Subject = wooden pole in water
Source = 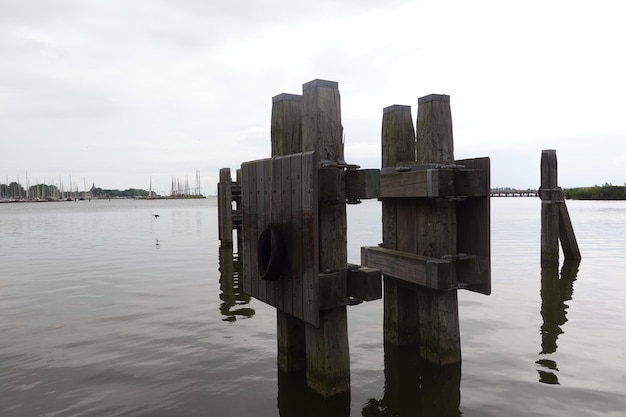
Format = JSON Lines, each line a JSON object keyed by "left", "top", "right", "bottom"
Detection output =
{"left": 218, "top": 168, "right": 233, "bottom": 246}
{"left": 540, "top": 150, "right": 560, "bottom": 262}
{"left": 540, "top": 150, "right": 581, "bottom": 262}
{"left": 381, "top": 105, "right": 420, "bottom": 344}
{"left": 414, "top": 94, "right": 460, "bottom": 364}
{"left": 270, "top": 93, "right": 307, "bottom": 374}
{"left": 301, "top": 79, "right": 350, "bottom": 397}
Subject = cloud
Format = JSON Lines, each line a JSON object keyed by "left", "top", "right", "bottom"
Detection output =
{"left": 1, "top": 0, "right": 624, "bottom": 194}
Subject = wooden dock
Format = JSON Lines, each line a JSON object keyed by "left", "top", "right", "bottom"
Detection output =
{"left": 490, "top": 189, "right": 538, "bottom": 197}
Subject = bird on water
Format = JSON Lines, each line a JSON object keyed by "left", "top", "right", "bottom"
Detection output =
{"left": 153, "top": 214, "right": 160, "bottom": 218}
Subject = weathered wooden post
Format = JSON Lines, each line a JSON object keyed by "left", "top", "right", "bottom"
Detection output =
{"left": 540, "top": 150, "right": 581, "bottom": 262}
{"left": 363, "top": 95, "right": 491, "bottom": 365}
{"left": 301, "top": 80, "right": 350, "bottom": 396}
{"left": 217, "top": 168, "right": 242, "bottom": 247}
{"left": 271, "top": 93, "right": 307, "bottom": 374}
{"left": 414, "top": 94, "right": 460, "bottom": 364}
{"left": 380, "top": 105, "right": 420, "bottom": 345}
{"left": 217, "top": 168, "right": 233, "bottom": 246}
{"left": 241, "top": 79, "right": 381, "bottom": 398}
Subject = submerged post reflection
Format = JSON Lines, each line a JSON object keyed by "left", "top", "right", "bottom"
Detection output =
{"left": 277, "top": 370, "right": 350, "bottom": 417}
{"left": 536, "top": 259, "right": 580, "bottom": 384}
{"left": 218, "top": 245, "right": 255, "bottom": 322}
{"left": 362, "top": 342, "right": 461, "bottom": 417}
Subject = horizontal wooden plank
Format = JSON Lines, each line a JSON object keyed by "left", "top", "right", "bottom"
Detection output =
{"left": 345, "top": 169, "right": 380, "bottom": 200}
{"left": 380, "top": 169, "right": 453, "bottom": 198}
{"left": 380, "top": 168, "right": 488, "bottom": 198}
{"left": 361, "top": 246, "right": 454, "bottom": 290}
{"left": 347, "top": 265, "right": 382, "bottom": 301}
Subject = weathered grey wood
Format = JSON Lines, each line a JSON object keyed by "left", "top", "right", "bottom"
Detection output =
{"left": 362, "top": 246, "right": 453, "bottom": 289}
{"left": 455, "top": 157, "right": 491, "bottom": 295}
{"left": 379, "top": 104, "right": 419, "bottom": 345}
{"left": 271, "top": 94, "right": 302, "bottom": 158}
{"left": 540, "top": 149, "right": 581, "bottom": 262}
{"left": 416, "top": 95, "right": 454, "bottom": 164}
{"left": 317, "top": 267, "right": 382, "bottom": 309}
{"left": 347, "top": 266, "right": 382, "bottom": 301}
{"left": 268, "top": 156, "right": 283, "bottom": 308}
{"left": 218, "top": 168, "right": 233, "bottom": 245}
{"left": 380, "top": 169, "right": 454, "bottom": 198}
{"left": 242, "top": 153, "right": 319, "bottom": 325}
{"left": 301, "top": 152, "right": 319, "bottom": 326}
{"left": 290, "top": 154, "right": 304, "bottom": 320}
{"left": 280, "top": 155, "right": 294, "bottom": 316}
{"left": 271, "top": 93, "right": 308, "bottom": 375}
{"left": 241, "top": 163, "right": 257, "bottom": 298}
{"left": 277, "top": 309, "right": 306, "bottom": 373}
{"left": 558, "top": 202, "right": 581, "bottom": 260}
{"left": 540, "top": 150, "right": 560, "bottom": 262}
{"left": 345, "top": 169, "right": 380, "bottom": 201}
{"left": 302, "top": 79, "right": 350, "bottom": 397}
{"left": 256, "top": 160, "right": 268, "bottom": 302}
{"left": 318, "top": 272, "right": 347, "bottom": 310}
{"left": 382, "top": 105, "right": 416, "bottom": 168}
{"left": 415, "top": 94, "right": 460, "bottom": 365}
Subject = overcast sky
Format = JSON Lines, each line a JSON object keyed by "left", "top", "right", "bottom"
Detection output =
{"left": 2, "top": 0, "right": 624, "bottom": 194}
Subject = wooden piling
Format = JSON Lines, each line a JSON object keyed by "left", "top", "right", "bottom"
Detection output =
{"left": 218, "top": 168, "right": 234, "bottom": 246}
{"left": 381, "top": 105, "right": 420, "bottom": 345}
{"left": 379, "top": 96, "right": 461, "bottom": 364}
{"left": 301, "top": 79, "right": 350, "bottom": 397}
{"left": 540, "top": 150, "right": 581, "bottom": 262}
{"left": 271, "top": 93, "right": 307, "bottom": 374}
{"left": 414, "top": 94, "right": 460, "bottom": 364}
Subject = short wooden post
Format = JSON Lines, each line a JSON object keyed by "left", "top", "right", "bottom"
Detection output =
{"left": 271, "top": 93, "right": 307, "bottom": 374}
{"left": 381, "top": 105, "right": 420, "bottom": 345}
{"left": 301, "top": 79, "right": 350, "bottom": 397}
{"left": 414, "top": 94, "right": 460, "bottom": 364}
{"left": 540, "top": 150, "right": 581, "bottom": 262}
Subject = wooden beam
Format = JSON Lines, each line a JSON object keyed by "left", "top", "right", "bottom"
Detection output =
{"left": 362, "top": 246, "right": 453, "bottom": 290}
{"left": 345, "top": 169, "right": 380, "bottom": 201}
{"left": 347, "top": 265, "right": 382, "bottom": 301}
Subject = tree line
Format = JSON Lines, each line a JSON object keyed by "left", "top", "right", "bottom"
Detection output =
{"left": 564, "top": 183, "right": 626, "bottom": 200}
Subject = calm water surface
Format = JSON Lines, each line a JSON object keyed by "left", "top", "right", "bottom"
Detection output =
{"left": 0, "top": 198, "right": 624, "bottom": 416}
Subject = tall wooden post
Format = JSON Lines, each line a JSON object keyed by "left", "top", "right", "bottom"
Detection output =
{"left": 380, "top": 96, "right": 462, "bottom": 364}
{"left": 301, "top": 79, "right": 351, "bottom": 397}
{"left": 540, "top": 150, "right": 581, "bottom": 262}
{"left": 271, "top": 93, "right": 307, "bottom": 374}
{"left": 541, "top": 150, "right": 560, "bottom": 262}
{"left": 218, "top": 168, "right": 233, "bottom": 246}
{"left": 414, "top": 94, "right": 460, "bottom": 364}
{"left": 381, "top": 105, "right": 420, "bottom": 344}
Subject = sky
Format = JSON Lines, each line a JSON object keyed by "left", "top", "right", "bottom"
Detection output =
{"left": 1, "top": 0, "right": 625, "bottom": 195}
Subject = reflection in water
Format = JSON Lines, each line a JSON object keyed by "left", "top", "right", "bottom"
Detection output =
{"left": 218, "top": 245, "right": 255, "bottom": 322}
{"left": 537, "top": 259, "right": 580, "bottom": 384}
{"left": 362, "top": 342, "right": 461, "bottom": 417}
{"left": 278, "top": 371, "right": 350, "bottom": 417}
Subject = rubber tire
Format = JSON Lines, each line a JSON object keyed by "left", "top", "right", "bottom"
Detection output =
{"left": 258, "top": 226, "right": 284, "bottom": 280}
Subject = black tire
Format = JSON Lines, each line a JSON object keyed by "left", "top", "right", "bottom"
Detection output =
{"left": 258, "top": 226, "right": 284, "bottom": 280}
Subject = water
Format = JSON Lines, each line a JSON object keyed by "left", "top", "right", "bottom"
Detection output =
{"left": 1, "top": 198, "right": 625, "bottom": 416}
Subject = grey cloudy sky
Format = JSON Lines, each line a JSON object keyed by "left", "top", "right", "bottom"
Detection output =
{"left": 1, "top": 0, "right": 624, "bottom": 194}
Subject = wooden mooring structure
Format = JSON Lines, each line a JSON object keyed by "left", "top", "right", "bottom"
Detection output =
{"left": 217, "top": 168, "right": 242, "bottom": 247}
{"left": 539, "top": 149, "right": 581, "bottom": 263}
{"left": 218, "top": 79, "right": 491, "bottom": 398}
